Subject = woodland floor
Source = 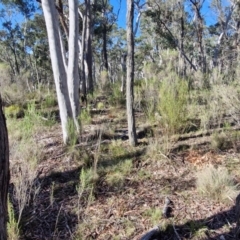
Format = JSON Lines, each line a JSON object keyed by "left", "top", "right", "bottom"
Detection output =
{"left": 8, "top": 96, "right": 240, "bottom": 240}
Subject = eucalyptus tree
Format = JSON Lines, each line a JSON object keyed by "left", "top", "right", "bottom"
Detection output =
{"left": 93, "top": 0, "right": 117, "bottom": 73}
{"left": 144, "top": 0, "right": 198, "bottom": 73}
{"left": 189, "top": 0, "right": 206, "bottom": 72}
{"left": 0, "top": 22, "right": 21, "bottom": 76}
{"left": 41, "top": 0, "right": 80, "bottom": 144}
{"left": 0, "top": 1, "right": 45, "bottom": 90}
{"left": 126, "top": 0, "right": 137, "bottom": 146}
{"left": 209, "top": 0, "right": 239, "bottom": 76}
{"left": 23, "top": 14, "right": 52, "bottom": 88}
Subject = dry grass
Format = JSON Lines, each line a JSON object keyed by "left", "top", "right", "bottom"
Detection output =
{"left": 196, "top": 165, "right": 239, "bottom": 203}
{"left": 10, "top": 138, "right": 42, "bottom": 224}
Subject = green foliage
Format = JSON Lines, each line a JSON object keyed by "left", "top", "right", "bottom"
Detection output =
{"left": 159, "top": 78, "right": 189, "bottom": 134}
{"left": 77, "top": 168, "right": 95, "bottom": 205}
{"left": 105, "top": 159, "right": 132, "bottom": 188}
{"left": 4, "top": 104, "right": 24, "bottom": 118}
{"left": 109, "top": 82, "right": 125, "bottom": 107}
{"left": 97, "top": 101, "right": 105, "bottom": 110}
{"left": 187, "top": 221, "right": 208, "bottom": 240}
{"left": 66, "top": 118, "right": 79, "bottom": 146}
{"left": 7, "top": 197, "right": 20, "bottom": 240}
{"left": 79, "top": 108, "right": 91, "bottom": 125}
{"left": 108, "top": 139, "right": 128, "bottom": 157}
{"left": 143, "top": 207, "right": 162, "bottom": 226}
{"left": 41, "top": 94, "right": 57, "bottom": 108}
{"left": 22, "top": 102, "right": 55, "bottom": 135}
{"left": 196, "top": 165, "right": 239, "bottom": 202}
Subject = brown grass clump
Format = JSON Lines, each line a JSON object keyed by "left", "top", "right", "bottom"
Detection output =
{"left": 196, "top": 165, "right": 239, "bottom": 203}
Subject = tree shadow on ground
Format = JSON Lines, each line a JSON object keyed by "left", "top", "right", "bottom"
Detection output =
{"left": 9, "top": 146, "right": 146, "bottom": 239}
{"left": 141, "top": 199, "right": 239, "bottom": 240}
{"left": 9, "top": 167, "right": 81, "bottom": 240}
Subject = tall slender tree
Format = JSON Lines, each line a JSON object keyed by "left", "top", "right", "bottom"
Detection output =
{"left": 41, "top": 0, "right": 80, "bottom": 144}
{"left": 85, "top": 0, "right": 94, "bottom": 93}
{"left": 0, "top": 96, "right": 9, "bottom": 240}
{"left": 126, "top": 0, "right": 137, "bottom": 146}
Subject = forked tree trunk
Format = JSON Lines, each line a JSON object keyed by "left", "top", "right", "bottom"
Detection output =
{"left": 126, "top": 0, "right": 137, "bottom": 146}
{"left": 42, "top": 0, "right": 80, "bottom": 144}
{"left": 0, "top": 96, "right": 10, "bottom": 240}
{"left": 42, "top": 0, "right": 72, "bottom": 144}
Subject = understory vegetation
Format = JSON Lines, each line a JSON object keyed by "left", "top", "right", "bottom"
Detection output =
{"left": 2, "top": 58, "right": 240, "bottom": 239}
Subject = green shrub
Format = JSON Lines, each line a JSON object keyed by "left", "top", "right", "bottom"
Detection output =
{"left": 159, "top": 78, "right": 189, "bottom": 134}
{"left": 97, "top": 102, "right": 105, "bottom": 110}
{"left": 41, "top": 94, "right": 57, "bottom": 108}
{"left": 5, "top": 104, "right": 24, "bottom": 118}
{"left": 79, "top": 109, "right": 91, "bottom": 125}
{"left": 105, "top": 159, "right": 132, "bottom": 188}
{"left": 109, "top": 83, "right": 125, "bottom": 107}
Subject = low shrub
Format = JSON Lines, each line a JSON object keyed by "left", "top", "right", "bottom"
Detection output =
{"left": 5, "top": 104, "right": 24, "bottom": 118}
{"left": 159, "top": 77, "right": 189, "bottom": 134}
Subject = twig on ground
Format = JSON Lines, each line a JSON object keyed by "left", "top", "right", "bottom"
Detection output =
{"left": 172, "top": 223, "right": 181, "bottom": 240}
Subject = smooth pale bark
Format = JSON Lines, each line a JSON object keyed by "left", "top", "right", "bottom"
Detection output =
{"left": 42, "top": 0, "right": 72, "bottom": 144}
{"left": 0, "top": 97, "right": 10, "bottom": 240}
{"left": 126, "top": 0, "right": 137, "bottom": 146}
{"left": 59, "top": 27, "right": 68, "bottom": 72}
{"left": 67, "top": 0, "right": 80, "bottom": 131}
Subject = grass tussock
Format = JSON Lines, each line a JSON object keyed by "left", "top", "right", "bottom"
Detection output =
{"left": 196, "top": 165, "right": 239, "bottom": 203}
{"left": 105, "top": 159, "right": 132, "bottom": 188}
{"left": 143, "top": 207, "right": 163, "bottom": 226}
{"left": 159, "top": 77, "right": 189, "bottom": 134}
{"left": 11, "top": 138, "right": 42, "bottom": 224}
{"left": 4, "top": 104, "right": 24, "bottom": 118}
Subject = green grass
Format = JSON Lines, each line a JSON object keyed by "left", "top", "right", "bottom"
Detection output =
{"left": 4, "top": 104, "right": 24, "bottom": 118}
{"left": 7, "top": 197, "right": 20, "bottom": 240}
{"left": 143, "top": 207, "right": 162, "bottom": 226}
{"left": 79, "top": 108, "right": 91, "bottom": 125}
{"left": 159, "top": 77, "right": 189, "bottom": 134}
{"left": 108, "top": 82, "right": 125, "bottom": 107}
{"left": 105, "top": 159, "right": 132, "bottom": 188}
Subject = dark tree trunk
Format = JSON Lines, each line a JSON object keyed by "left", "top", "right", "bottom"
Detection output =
{"left": 102, "top": 23, "right": 108, "bottom": 71}
{"left": 0, "top": 96, "right": 10, "bottom": 240}
{"left": 85, "top": 0, "right": 94, "bottom": 93}
{"left": 126, "top": 0, "right": 137, "bottom": 146}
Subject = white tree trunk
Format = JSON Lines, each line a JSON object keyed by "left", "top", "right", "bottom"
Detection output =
{"left": 42, "top": 0, "right": 72, "bottom": 144}
{"left": 67, "top": 0, "right": 80, "bottom": 131}
{"left": 126, "top": 0, "right": 137, "bottom": 146}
